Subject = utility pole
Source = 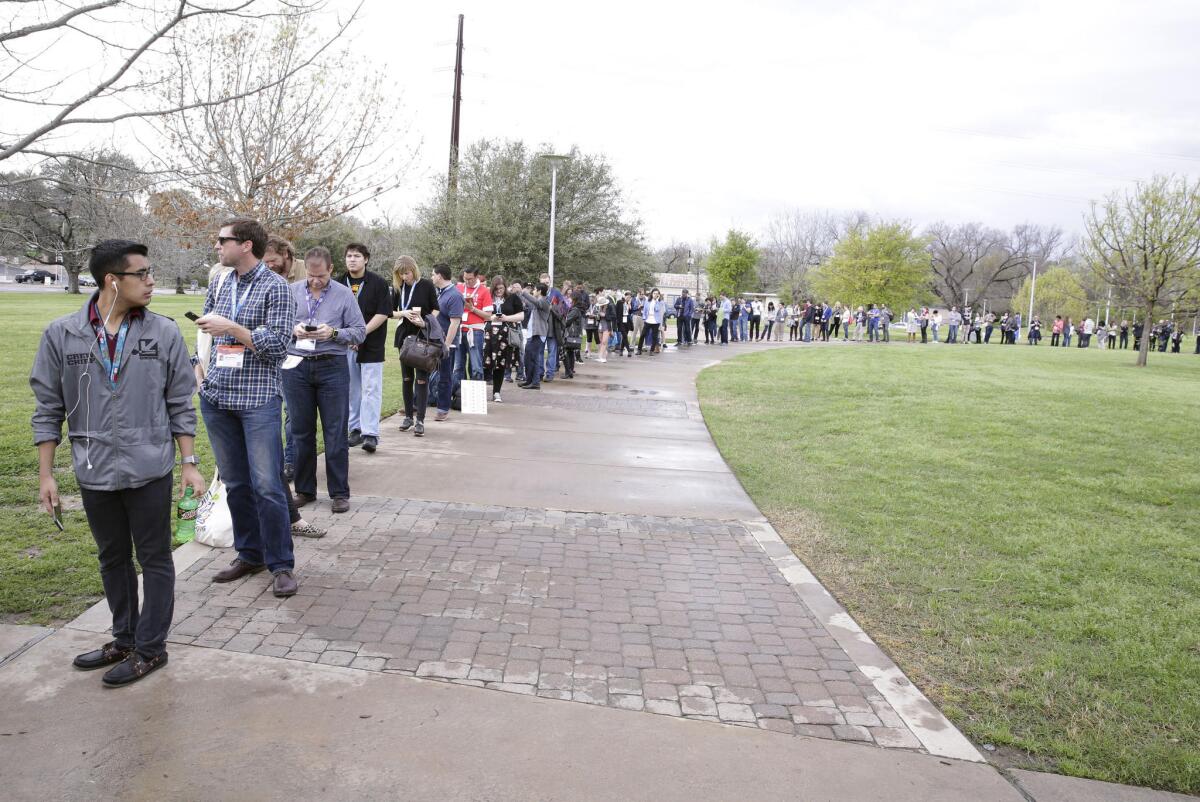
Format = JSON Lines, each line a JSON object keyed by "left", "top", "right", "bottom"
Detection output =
{"left": 447, "top": 14, "right": 464, "bottom": 201}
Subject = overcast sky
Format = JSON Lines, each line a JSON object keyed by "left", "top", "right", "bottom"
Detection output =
{"left": 352, "top": 0, "right": 1200, "bottom": 248}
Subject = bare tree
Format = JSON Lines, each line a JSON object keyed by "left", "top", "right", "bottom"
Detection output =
{"left": 927, "top": 221, "right": 1066, "bottom": 309}
{"left": 0, "top": 149, "right": 146, "bottom": 292}
{"left": 758, "top": 209, "right": 842, "bottom": 299}
{"left": 1085, "top": 174, "right": 1200, "bottom": 366}
{"left": 153, "top": 16, "right": 410, "bottom": 237}
{"left": 0, "top": 1, "right": 343, "bottom": 170}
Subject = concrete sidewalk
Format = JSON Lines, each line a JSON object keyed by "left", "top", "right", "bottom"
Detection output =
{"left": 1, "top": 340, "right": 1190, "bottom": 801}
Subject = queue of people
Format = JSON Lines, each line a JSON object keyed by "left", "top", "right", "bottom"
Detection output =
{"left": 29, "top": 222, "right": 1200, "bottom": 689}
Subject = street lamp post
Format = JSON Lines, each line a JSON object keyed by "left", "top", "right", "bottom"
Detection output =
{"left": 688, "top": 252, "right": 698, "bottom": 298}
{"left": 1027, "top": 259, "right": 1038, "bottom": 329}
{"left": 541, "top": 154, "right": 571, "bottom": 288}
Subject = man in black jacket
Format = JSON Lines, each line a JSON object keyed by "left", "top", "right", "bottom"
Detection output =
{"left": 342, "top": 243, "right": 392, "bottom": 453}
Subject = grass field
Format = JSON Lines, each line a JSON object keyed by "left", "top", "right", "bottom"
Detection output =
{"left": 0, "top": 291, "right": 408, "bottom": 625}
{"left": 698, "top": 342, "right": 1200, "bottom": 793}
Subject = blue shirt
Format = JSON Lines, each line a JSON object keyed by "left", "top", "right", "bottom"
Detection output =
{"left": 286, "top": 279, "right": 366, "bottom": 357}
{"left": 201, "top": 263, "right": 296, "bottom": 411}
{"left": 436, "top": 283, "right": 464, "bottom": 335}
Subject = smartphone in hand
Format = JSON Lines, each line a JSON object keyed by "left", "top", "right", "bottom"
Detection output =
{"left": 52, "top": 502, "right": 64, "bottom": 532}
{"left": 185, "top": 311, "right": 200, "bottom": 322}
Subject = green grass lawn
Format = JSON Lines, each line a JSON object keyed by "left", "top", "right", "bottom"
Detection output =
{"left": 698, "top": 343, "right": 1199, "bottom": 794}
{"left": 0, "top": 291, "right": 408, "bottom": 625}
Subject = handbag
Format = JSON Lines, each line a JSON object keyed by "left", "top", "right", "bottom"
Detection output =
{"left": 195, "top": 469, "right": 234, "bottom": 548}
{"left": 399, "top": 332, "right": 442, "bottom": 372}
{"left": 506, "top": 324, "right": 522, "bottom": 350}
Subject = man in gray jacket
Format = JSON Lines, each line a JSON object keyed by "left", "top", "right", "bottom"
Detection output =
{"left": 31, "top": 239, "right": 204, "bottom": 687}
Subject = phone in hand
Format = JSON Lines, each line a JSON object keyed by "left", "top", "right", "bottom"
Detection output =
{"left": 304, "top": 325, "right": 318, "bottom": 332}
{"left": 52, "top": 502, "right": 64, "bottom": 532}
{"left": 185, "top": 311, "right": 199, "bottom": 322}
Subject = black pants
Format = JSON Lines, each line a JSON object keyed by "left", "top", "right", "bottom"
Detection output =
{"left": 831, "top": 319, "right": 840, "bottom": 338}
{"left": 563, "top": 346, "right": 577, "bottom": 376}
{"left": 920, "top": 324, "right": 928, "bottom": 343}
{"left": 1108, "top": 335, "right": 1116, "bottom": 349}
{"left": 401, "top": 362, "right": 429, "bottom": 422}
{"left": 704, "top": 319, "right": 715, "bottom": 343}
{"left": 1051, "top": 333, "right": 1060, "bottom": 346}
{"left": 692, "top": 317, "right": 700, "bottom": 341}
{"left": 79, "top": 472, "right": 175, "bottom": 659}
{"left": 749, "top": 317, "right": 760, "bottom": 340}
{"left": 763, "top": 321, "right": 774, "bottom": 340}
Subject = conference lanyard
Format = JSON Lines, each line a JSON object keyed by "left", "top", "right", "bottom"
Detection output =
{"left": 398, "top": 282, "right": 414, "bottom": 311}
{"left": 94, "top": 317, "right": 131, "bottom": 387}
{"left": 227, "top": 271, "right": 250, "bottom": 321}
{"left": 305, "top": 284, "right": 327, "bottom": 323}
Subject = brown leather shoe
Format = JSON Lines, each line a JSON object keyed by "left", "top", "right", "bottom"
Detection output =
{"left": 294, "top": 492, "right": 316, "bottom": 507}
{"left": 331, "top": 497, "right": 349, "bottom": 513}
{"left": 211, "top": 558, "right": 266, "bottom": 583}
{"left": 272, "top": 570, "right": 298, "bottom": 598}
{"left": 102, "top": 651, "right": 168, "bottom": 687}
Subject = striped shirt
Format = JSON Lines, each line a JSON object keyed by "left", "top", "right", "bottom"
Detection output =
{"left": 200, "top": 262, "right": 296, "bottom": 410}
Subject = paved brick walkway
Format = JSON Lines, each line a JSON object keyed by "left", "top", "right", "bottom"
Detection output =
{"left": 170, "top": 499, "right": 920, "bottom": 749}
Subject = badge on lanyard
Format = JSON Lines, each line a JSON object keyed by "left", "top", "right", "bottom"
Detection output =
{"left": 216, "top": 344, "right": 246, "bottom": 368}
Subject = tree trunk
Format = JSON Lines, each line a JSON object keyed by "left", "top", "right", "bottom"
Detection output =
{"left": 67, "top": 266, "right": 80, "bottom": 294}
{"left": 1136, "top": 302, "right": 1154, "bottom": 366}
{"left": 176, "top": 274, "right": 186, "bottom": 295}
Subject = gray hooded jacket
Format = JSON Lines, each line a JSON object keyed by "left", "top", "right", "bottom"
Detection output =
{"left": 30, "top": 296, "right": 197, "bottom": 490}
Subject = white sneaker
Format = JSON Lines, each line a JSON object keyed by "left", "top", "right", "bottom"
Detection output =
{"left": 493, "top": 392, "right": 502, "bottom": 403}
{"left": 599, "top": 357, "right": 607, "bottom": 363}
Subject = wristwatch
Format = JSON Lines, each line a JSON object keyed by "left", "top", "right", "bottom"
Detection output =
{"left": 331, "top": 328, "right": 339, "bottom": 341}
{"left": 180, "top": 455, "right": 200, "bottom": 466}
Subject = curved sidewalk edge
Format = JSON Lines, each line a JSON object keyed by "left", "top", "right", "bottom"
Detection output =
{"left": 743, "top": 519, "right": 982, "bottom": 762}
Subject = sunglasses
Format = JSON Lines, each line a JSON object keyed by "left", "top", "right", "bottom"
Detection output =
{"left": 216, "top": 236, "right": 246, "bottom": 245}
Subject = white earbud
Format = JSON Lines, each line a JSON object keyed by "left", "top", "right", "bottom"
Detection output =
{"left": 63, "top": 372, "right": 93, "bottom": 470}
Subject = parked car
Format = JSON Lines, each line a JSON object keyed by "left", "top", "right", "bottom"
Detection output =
{"left": 15, "top": 269, "right": 57, "bottom": 284}
{"left": 77, "top": 274, "right": 97, "bottom": 287}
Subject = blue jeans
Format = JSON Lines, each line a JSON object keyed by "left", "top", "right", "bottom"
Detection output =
{"left": 436, "top": 347, "right": 456, "bottom": 413}
{"left": 282, "top": 356, "right": 351, "bottom": 499}
{"left": 346, "top": 351, "right": 383, "bottom": 438}
{"left": 948, "top": 324, "right": 959, "bottom": 343}
{"left": 283, "top": 401, "right": 295, "bottom": 467}
{"left": 523, "top": 335, "right": 544, "bottom": 387}
{"left": 201, "top": 396, "right": 293, "bottom": 573}
{"left": 803, "top": 321, "right": 812, "bottom": 341}
{"left": 452, "top": 329, "right": 484, "bottom": 399}
{"left": 544, "top": 336, "right": 559, "bottom": 379}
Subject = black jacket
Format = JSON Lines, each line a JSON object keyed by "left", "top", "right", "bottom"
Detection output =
{"left": 391, "top": 278, "right": 440, "bottom": 349}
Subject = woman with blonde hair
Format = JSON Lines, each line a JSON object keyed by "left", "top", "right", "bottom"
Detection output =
{"left": 390, "top": 256, "right": 439, "bottom": 437}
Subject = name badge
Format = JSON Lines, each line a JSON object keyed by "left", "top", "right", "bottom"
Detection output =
{"left": 296, "top": 337, "right": 317, "bottom": 351}
{"left": 215, "top": 345, "right": 246, "bottom": 369}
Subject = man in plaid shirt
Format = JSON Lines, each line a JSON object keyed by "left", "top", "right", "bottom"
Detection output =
{"left": 195, "top": 218, "right": 300, "bottom": 597}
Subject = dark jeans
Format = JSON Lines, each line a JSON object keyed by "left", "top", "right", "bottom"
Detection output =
{"left": 692, "top": 317, "right": 700, "bottom": 341}
{"left": 452, "top": 329, "right": 484, "bottom": 399}
{"left": 719, "top": 320, "right": 729, "bottom": 344}
{"left": 1120, "top": 332, "right": 1129, "bottom": 349}
{"left": 704, "top": 318, "right": 716, "bottom": 343}
{"left": 984, "top": 325, "right": 994, "bottom": 343}
{"left": 403, "top": 361, "right": 431, "bottom": 421}
{"left": 282, "top": 355, "right": 350, "bottom": 500}
{"left": 642, "top": 323, "right": 661, "bottom": 352}
{"left": 749, "top": 317, "right": 760, "bottom": 340}
{"left": 435, "top": 347, "right": 456, "bottom": 413}
{"left": 201, "top": 396, "right": 293, "bottom": 574}
{"left": 678, "top": 315, "right": 693, "bottom": 345}
{"left": 562, "top": 346, "right": 577, "bottom": 376}
{"left": 1051, "top": 333, "right": 1060, "bottom": 346}
{"left": 80, "top": 472, "right": 174, "bottom": 659}
{"left": 524, "top": 335, "right": 544, "bottom": 387}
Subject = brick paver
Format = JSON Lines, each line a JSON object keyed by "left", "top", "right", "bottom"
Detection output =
{"left": 170, "top": 499, "right": 921, "bottom": 750}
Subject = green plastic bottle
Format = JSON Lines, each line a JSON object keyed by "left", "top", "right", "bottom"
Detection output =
{"left": 175, "top": 487, "right": 199, "bottom": 543}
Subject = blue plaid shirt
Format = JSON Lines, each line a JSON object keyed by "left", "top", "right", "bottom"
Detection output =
{"left": 200, "top": 262, "right": 296, "bottom": 410}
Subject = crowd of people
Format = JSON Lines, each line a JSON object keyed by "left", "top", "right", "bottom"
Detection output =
{"left": 27, "top": 216, "right": 1200, "bottom": 688}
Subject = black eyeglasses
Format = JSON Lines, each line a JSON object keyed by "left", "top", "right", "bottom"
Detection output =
{"left": 111, "top": 267, "right": 154, "bottom": 282}
{"left": 216, "top": 236, "right": 246, "bottom": 245}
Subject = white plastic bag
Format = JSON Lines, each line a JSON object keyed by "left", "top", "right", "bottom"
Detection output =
{"left": 195, "top": 469, "right": 234, "bottom": 548}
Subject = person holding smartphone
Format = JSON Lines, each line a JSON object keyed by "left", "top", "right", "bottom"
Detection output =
{"left": 30, "top": 239, "right": 204, "bottom": 687}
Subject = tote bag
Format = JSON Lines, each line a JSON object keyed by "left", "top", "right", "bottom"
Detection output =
{"left": 195, "top": 469, "right": 234, "bottom": 548}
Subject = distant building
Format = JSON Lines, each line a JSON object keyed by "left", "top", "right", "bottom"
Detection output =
{"left": 652, "top": 271, "right": 709, "bottom": 302}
